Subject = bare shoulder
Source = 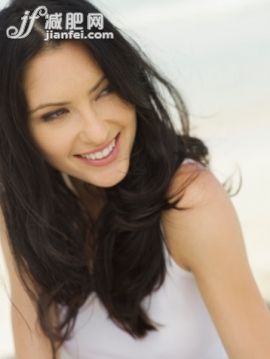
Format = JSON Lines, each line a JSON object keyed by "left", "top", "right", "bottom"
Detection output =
{"left": 166, "top": 159, "right": 226, "bottom": 208}
{"left": 162, "top": 160, "right": 270, "bottom": 358}
{"left": 162, "top": 159, "right": 244, "bottom": 273}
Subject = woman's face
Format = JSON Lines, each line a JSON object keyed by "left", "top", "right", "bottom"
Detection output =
{"left": 24, "top": 41, "right": 137, "bottom": 188}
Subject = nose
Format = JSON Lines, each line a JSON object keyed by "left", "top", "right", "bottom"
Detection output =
{"left": 78, "top": 106, "right": 110, "bottom": 145}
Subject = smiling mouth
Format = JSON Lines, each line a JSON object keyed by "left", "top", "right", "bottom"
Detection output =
{"left": 76, "top": 133, "right": 119, "bottom": 159}
{"left": 74, "top": 132, "right": 120, "bottom": 165}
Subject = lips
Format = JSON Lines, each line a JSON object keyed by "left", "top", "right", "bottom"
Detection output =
{"left": 74, "top": 132, "right": 121, "bottom": 167}
{"left": 75, "top": 133, "right": 119, "bottom": 157}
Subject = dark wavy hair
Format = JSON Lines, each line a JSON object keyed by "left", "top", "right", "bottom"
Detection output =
{"left": 0, "top": 0, "right": 211, "bottom": 357}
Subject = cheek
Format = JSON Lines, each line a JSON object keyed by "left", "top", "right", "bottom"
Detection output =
{"left": 30, "top": 126, "right": 70, "bottom": 160}
{"left": 119, "top": 103, "right": 137, "bottom": 128}
{"left": 128, "top": 108, "right": 137, "bottom": 133}
{"left": 103, "top": 97, "right": 136, "bottom": 123}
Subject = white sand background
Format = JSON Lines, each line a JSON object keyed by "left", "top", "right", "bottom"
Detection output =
{"left": 0, "top": 0, "right": 270, "bottom": 357}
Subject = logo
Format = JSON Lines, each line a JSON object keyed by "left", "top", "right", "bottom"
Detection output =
{"left": 6, "top": 6, "right": 113, "bottom": 41}
{"left": 6, "top": 6, "right": 48, "bottom": 39}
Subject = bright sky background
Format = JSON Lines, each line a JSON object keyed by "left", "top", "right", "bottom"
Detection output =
{"left": 0, "top": 0, "right": 270, "bottom": 357}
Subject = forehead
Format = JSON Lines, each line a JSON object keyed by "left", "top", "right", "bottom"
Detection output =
{"left": 23, "top": 42, "right": 102, "bottom": 105}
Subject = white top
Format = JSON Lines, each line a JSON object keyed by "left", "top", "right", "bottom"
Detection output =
{"left": 61, "top": 159, "right": 229, "bottom": 359}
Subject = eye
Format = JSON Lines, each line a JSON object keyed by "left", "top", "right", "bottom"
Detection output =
{"left": 97, "top": 84, "right": 113, "bottom": 100}
{"left": 41, "top": 108, "right": 68, "bottom": 122}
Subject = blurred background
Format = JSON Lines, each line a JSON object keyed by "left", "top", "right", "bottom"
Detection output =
{"left": 0, "top": 0, "right": 269, "bottom": 357}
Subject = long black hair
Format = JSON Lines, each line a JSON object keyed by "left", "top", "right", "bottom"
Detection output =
{"left": 0, "top": 0, "right": 210, "bottom": 357}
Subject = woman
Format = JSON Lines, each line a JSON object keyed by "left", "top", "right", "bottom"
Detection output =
{"left": 0, "top": 0, "right": 270, "bottom": 358}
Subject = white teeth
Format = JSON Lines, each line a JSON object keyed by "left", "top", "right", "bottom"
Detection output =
{"left": 81, "top": 137, "right": 116, "bottom": 160}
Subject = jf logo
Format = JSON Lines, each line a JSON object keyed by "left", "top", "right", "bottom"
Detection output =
{"left": 6, "top": 6, "right": 48, "bottom": 39}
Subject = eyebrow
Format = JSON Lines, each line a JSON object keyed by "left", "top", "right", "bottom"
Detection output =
{"left": 28, "top": 75, "right": 106, "bottom": 114}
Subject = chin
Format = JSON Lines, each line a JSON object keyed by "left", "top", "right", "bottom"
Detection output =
{"left": 88, "top": 166, "right": 129, "bottom": 188}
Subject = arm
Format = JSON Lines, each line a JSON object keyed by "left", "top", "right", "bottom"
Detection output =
{"left": 0, "top": 209, "right": 59, "bottom": 359}
{"left": 162, "top": 162, "right": 270, "bottom": 359}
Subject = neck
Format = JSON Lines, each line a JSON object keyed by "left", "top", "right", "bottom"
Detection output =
{"left": 64, "top": 175, "right": 106, "bottom": 221}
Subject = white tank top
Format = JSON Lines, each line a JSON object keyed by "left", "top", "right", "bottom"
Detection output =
{"left": 61, "top": 159, "right": 229, "bottom": 359}
{"left": 61, "top": 243, "right": 229, "bottom": 359}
